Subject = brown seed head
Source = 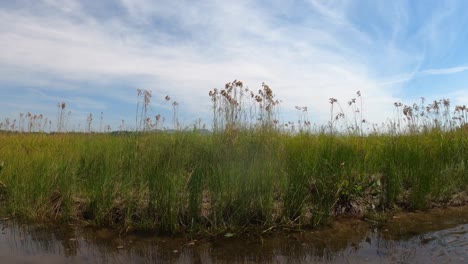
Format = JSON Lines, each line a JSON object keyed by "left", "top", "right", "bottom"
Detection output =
{"left": 443, "top": 98, "right": 450, "bottom": 107}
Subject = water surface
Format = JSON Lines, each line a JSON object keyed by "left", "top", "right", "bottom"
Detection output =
{"left": 1, "top": 206, "right": 467, "bottom": 263}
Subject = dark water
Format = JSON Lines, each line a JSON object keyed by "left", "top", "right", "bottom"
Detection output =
{"left": 1, "top": 206, "right": 467, "bottom": 263}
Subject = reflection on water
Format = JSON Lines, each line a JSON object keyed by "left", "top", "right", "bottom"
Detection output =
{"left": 1, "top": 206, "right": 467, "bottom": 263}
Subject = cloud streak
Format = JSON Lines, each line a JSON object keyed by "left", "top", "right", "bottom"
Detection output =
{"left": 420, "top": 66, "right": 468, "bottom": 76}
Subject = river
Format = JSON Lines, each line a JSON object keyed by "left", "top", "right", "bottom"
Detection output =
{"left": 1, "top": 206, "right": 467, "bottom": 263}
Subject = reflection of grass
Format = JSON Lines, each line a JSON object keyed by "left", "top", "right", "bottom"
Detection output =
{"left": 0, "top": 127, "right": 466, "bottom": 234}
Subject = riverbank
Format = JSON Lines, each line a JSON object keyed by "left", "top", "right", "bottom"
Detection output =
{"left": 1, "top": 205, "right": 467, "bottom": 263}
{"left": 0, "top": 128, "right": 467, "bottom": 235}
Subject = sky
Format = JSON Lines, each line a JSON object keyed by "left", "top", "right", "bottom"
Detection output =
{"left": 1, "top": 0, "right": 468, "bottom": 131}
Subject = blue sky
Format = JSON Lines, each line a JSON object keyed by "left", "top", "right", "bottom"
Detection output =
{"left": 1, "top": 0, "right": 467, "bottom": 131}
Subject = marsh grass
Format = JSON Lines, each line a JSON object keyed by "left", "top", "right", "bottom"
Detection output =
{"left": 0, "top": 127, "right": 465, "bottom": 234}
{"left": 0, "top": 81, "right": 466, "bottom": 234}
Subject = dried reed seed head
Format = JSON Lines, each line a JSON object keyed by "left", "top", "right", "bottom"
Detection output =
{"left": 329, "top": 98, "right": 338, "bottom": 104}
{"left": 165, "top": 95, "right": 171, "bottom": 101}
{"left": 443, "top": 98, "right": 450, "bottom": 107}
{"left": 144, "top": 92, "right": 152, "bottom": 105}
{"left": 295, "top": 106, "right": 307, "bottom": 112}
{"left": 61, "top": 102, "right": 66, "bottom": 109}
{"left": 403, "top": 106, "right": 413, "bottom": 118}
{"left": 261, "top": 82, "right": 270, "bottom": 90}
{"left": 234, "top": 80, "right": 243, "bottom": 87}
{"left": 455, "top": 105, "right": 467, "bottom": 111}
{"left": 357, "top": 91, "right": 361, "bottom": 97}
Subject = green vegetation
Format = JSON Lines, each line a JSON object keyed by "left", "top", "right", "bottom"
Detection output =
{"left": 0, "top": 81, "right": 467, "bottom": 234}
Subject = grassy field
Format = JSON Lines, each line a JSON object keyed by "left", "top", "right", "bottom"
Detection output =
{"left": 0, "top": 82, "right": 467, "bottom": 234}
{"left": 0, "top": 128, "right": 466, "bottom": 234}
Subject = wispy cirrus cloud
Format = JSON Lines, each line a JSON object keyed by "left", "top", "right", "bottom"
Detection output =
{"left": 420, "top": 66, "right": 468, "bottom": 76}
{"left": 380, "top": 65, "right": 468, "bottom": 87}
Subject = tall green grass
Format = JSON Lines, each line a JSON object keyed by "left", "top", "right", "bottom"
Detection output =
{"left": 0, "top": 127, "right": 466, "bottom": 234}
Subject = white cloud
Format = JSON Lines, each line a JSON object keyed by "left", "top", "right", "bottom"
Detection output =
{"left": 0, "top": 0, "right": 465, "bottom": 130}
{"left": 43, "top": 0, "right": 83, "bottom": 14}
{"left": 420, "top": 66, "right": 468, "bottom": 76}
